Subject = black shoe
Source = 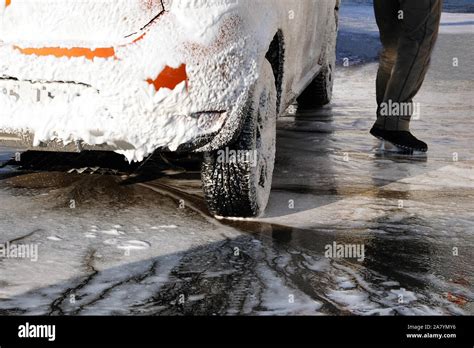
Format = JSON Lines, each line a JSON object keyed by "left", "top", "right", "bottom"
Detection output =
{"left": 370, "top": 126, "right": 428, "bottom": 153}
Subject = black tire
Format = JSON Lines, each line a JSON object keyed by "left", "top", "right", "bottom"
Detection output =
{"left": 297, "top": 6, "right": 338, "bottom": 109}
{"left": 201, "top": 61, "right": 277, "bottom": 218}
{"left": 297, "top": 64, "right": 334, "bottom": 108}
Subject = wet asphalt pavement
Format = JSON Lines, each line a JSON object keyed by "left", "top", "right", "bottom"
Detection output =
{"left": 0, "top": 5, "right": 473, "bottom": 315}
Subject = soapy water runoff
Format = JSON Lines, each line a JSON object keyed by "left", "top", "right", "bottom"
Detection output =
{"left": 0, "top": 2, "right": 472, "bottom": 315}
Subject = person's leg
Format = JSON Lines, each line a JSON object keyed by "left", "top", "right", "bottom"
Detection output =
{"left": 371, "top": 0, "right": 442, "bottom": 152}
{"left": 380, "top": 0, "right": 443, "bottom": 131}
{"left": 374, "top": 0, "right": 401, "bottom": 118}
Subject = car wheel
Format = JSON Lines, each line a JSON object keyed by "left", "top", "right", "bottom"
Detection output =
{"left": 201, "top": 60, "right": 277, "bottom": 218}
{"left": 297, "top": 9, "right": 338, "bottom": 109}
{"left": 297, "top": 63, "right": 334, "bottom": 108}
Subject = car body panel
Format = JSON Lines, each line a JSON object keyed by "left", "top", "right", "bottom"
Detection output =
{"left": 0, "top": 0, "right": 338, "bottom": 161}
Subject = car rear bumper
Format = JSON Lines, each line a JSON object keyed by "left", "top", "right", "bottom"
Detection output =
{"left": 0, "top": 71, "right": 231, "bottom": 160}
{"left": 0, "top": 128, "right": 218, "bottom": 153}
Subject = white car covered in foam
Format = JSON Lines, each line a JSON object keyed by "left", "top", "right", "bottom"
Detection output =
{"left": 0, "top": 0, "right": 339, "bottom": 217}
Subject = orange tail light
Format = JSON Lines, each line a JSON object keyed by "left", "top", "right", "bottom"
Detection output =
{"left": 14, "top": 46, "right": 116, "bottom": 60}
{"left": 147, "top": 64, "right": 188, "bottom": 92}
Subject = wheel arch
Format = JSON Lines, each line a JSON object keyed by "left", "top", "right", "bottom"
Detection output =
{"left": 265, "top": 29, "right": 285, "bottom": 114}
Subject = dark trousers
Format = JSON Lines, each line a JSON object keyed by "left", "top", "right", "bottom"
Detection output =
{"left": 374, "top": 0, "right": 442, "bottom": 131}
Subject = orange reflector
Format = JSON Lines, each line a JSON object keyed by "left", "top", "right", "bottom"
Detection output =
{"left": 5, "top": 0, "right": 11, "bottom": 7}
{"left": 14, "top": 46, "right": 116, "bottom": 60}
{"left": 147, "top": 64, "right": 188, "bottom": 92}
